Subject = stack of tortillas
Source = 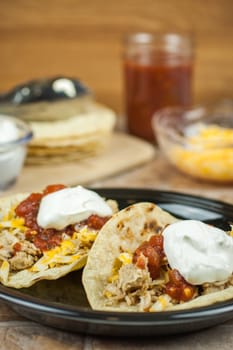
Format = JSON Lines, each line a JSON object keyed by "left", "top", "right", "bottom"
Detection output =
{"left": 26, "top": 102, "right": 116, "bottom": 164}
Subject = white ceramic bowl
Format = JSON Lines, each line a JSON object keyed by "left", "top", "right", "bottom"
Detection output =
{"left": 0, "top": 115, "right": 33, "bottom": 190}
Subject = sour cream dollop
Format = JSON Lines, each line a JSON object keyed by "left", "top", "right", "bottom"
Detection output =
{"left": 37, "top": 186, "right": 113, "bottom": 229}
{"left": 163, "top": 220, "right": 233, "bottom": 285}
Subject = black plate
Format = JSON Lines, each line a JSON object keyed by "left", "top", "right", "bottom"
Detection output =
{"left": 0, "top": 188, "right": 233, "bottom": 337}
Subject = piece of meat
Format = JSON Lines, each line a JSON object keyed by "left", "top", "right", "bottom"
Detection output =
{"left": 118, "top": 263, "right": 152, "bottom": 293}
{"left": 0, "top": 231, "right": 17, "bottom": 260}
{"left": 9, "top": 240, "right": 41, "bottom": 271}
{"left": 9, "top": 251, "right": 37, "bottom": 271}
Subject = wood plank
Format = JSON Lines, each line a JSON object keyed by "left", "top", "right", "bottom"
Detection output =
{"left": 2, "top": 132, "right": 156, "bottom": 196}
{"left": 0, "top": 0, "right": 232, "bottom": 113}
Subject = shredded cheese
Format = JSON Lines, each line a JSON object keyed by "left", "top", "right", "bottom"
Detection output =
{"left": 149, "top": 295, "right": 172, "bottom": 312}
{"left": 118, "top": 252, "right": 133, "bottom": 265}
{"left": 74, "top": 227, "right": 97, "bottom": 245}
{"left": 0, "top": 260, "right": 10, "bottom": 283}
{"left": 0, "top": 205, "right": 26, "bottom": 232}
{"left": 108, "top": 252, "right": 133, "bottom": 283}
{"left": 30, "top": 239, "right": 80, "bottom": 272}
{"left": 172, "top": 124, "right": 233, "bottom": 182}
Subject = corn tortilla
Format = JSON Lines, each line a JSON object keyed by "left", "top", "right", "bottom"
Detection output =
{"left": 0, "top": 191, "right": 116, "bottom": 288}
{"left": 82, "top": 202, "right": 233, "bottom": 312}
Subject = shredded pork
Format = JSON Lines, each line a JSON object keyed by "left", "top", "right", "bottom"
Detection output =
{"left": 104, "top": 257, "right": 166, "bottom": 311}
{"left": 202, "top": 275, "right": 233, "bottom": 295}
{"left": 104, "top": 258, "right": 233, "bottom": 311}
{"left": 0, "top": 227, "right": 41, "bottom": 272}
{"left": 8, "top": 240, "right": 41, "bottom": 271}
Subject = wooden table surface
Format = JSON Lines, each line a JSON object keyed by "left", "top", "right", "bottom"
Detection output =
{"left": 1, "top": 0, "right": 233, "bottom": 113}
{"left": 0, "top": 152, "right": 233, "bottom": 350}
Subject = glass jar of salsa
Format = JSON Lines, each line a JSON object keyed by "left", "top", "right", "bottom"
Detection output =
{"left": 123, "top": 32, "right": 194, "bottom": 142}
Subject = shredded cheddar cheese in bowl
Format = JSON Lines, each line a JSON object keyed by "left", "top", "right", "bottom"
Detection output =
{"left": 172, "top": 124, "right": 233, "bottom": 182}
{"left": 153, "top": 105, "right": 233, "bottom": 183}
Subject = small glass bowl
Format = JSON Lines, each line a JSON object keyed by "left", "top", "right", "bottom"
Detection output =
{"left": 0, "top": 115, "right": 33, "bottom": 190}
{"left": 152, "top": 104, "right": 233, "bottom": 183}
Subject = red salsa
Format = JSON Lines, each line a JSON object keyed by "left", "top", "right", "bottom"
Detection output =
{"left": 133, "top": 234, "right": 164, "bottom": 279}
{"left": 132, "top": 234, "right": 196, "bottom": 302}
{"left": 165, "top": 269, "right": 196, "bottom": 302}
{"left": 124, "top": 54, "right": 193, "bottom": 142}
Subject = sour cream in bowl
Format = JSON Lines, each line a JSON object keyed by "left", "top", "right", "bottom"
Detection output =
{"left": 0, "top": 115, "right": 33, "bottom": 190}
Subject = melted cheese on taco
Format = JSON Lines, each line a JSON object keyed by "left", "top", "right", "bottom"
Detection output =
{"left": 0, "top": 184, "right": 118, "bottom": 288}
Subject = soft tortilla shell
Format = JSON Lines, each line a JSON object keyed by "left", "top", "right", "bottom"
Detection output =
{"left": 2, "top": 255, "right": 87, "bottom": 289}
{"left": 0, "top": 95, "right": 92, "bottom": 122}
{"left": 0, "top": 194, "right": 86, "bottom": 288}
{"left": 26, "top": 102, "right": 115, "bottom": 164}
{"left": 82, "top": 202, "right": 178, "bottom": 311}
{"left": 82, "top": 202, "right": 233, "bottom": 312}
{"left": 29, "top": 103, "right": 116, "bottom": 145}
{"left": 166, "top": 286, "right": 233, "bottom": 311}
{"left": 26, "top": 134, "right": 109, "bottom": 164}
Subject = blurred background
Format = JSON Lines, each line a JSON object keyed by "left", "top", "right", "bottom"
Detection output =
{"left": 1, "top": 0, "right": 233, "bottom": 115}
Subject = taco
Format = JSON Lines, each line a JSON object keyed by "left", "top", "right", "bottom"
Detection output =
{"left": 0, "top": 184, "right": 118, "bottom": 288}
{"left": 82, "top": 202, "right": 233, "bottom": 312}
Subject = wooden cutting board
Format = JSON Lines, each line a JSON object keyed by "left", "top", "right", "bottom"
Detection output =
{"left": 3, "top": 132, "right": 155, "bottom": 195}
